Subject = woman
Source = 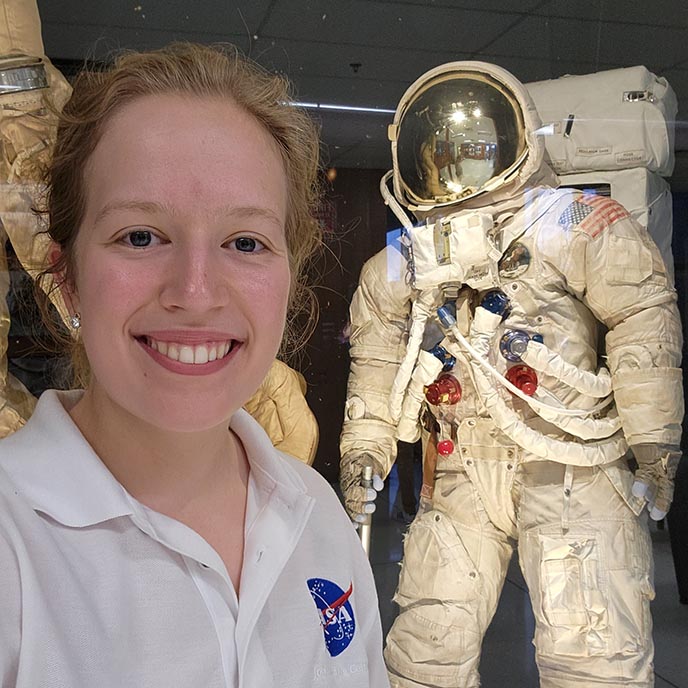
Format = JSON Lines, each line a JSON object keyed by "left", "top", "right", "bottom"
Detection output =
{"left": 0, "top": 43, "right": 388, "bottom": 687}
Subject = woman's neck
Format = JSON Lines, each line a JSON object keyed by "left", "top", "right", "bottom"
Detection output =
{"left": 68, "top": 385, "right": 249, "bottom": 515}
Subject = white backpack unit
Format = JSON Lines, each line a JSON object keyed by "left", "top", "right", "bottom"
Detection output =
{"left": 527, "top": 66, "right": 677, "bottom": 283}
{"left": 527, "top": 66, "right": 677, "bottom": 177}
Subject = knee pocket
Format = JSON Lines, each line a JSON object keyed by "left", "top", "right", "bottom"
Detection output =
{"left": 395, "top": 509, "right": 481, "bottom": 606}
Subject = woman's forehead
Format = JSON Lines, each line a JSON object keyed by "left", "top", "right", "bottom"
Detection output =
{"left": 82, "top": 94, "right": 288, "bottom": 225}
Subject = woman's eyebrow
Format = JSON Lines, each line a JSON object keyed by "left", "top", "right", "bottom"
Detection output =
{"left": 213, "top": 205, "right": 284, "bottom": 226}
{"left": 93, "top": 201, "right": 283, "bottom": 227}
{"left": 93, "top": 199, "right": 175, "bottom": 226}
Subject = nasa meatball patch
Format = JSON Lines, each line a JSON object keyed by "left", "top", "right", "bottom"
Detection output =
{"left": 307, "top": 578, "right": 356, "bottom": 657}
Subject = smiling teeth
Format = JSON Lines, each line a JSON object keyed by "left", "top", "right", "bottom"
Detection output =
{"left": 147, "top": 338, "right": 233, "bottom": 364}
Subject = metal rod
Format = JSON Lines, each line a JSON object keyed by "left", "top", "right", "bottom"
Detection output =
{"left": 359, "top": 464, "right": 373, "bottom": 557}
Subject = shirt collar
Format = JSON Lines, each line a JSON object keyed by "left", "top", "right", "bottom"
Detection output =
{"left": 0, "top": 390, "right": 309, "bottom": 528}
{"left": 0, "top": 389, "right": 134, "bottom": 526}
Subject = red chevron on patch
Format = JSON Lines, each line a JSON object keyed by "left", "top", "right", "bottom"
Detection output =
{"left": 577, "top": 194, "right": 630, "bottom": 238}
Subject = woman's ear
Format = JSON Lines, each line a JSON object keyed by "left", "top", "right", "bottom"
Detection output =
{"left": 48, "top": 241, "right": 79, "bottom": 317}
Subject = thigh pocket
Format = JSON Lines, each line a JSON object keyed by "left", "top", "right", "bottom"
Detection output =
{"left": 538, "top": 532, "right": 609, "bottom": 657}
{"left": 395, "top": 509, "right": 481, "bottom": 607}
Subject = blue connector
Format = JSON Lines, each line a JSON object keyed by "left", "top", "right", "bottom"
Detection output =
{"left": 437, "top": 305, "right": 457, "bottom": 328}
{"left": 499, "top": 330, "right": 544, "bottom": 362}
{"left": 480, "top": 290, "right": 510, "bottom": 318}
{"left": 429, "top": 344, "right": 456, "bottom": 372}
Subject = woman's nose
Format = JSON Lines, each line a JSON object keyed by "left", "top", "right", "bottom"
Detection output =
{"left": 159, "top": 246, "right": 230, "bottom": 312}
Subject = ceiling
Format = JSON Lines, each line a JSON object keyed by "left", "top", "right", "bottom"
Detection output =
{"left": 37, "top": 0, "right": 688, "bottom": 183}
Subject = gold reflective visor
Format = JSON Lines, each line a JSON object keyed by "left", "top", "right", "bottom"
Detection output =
{"left": 393, "top": 71, "right": 527, "bottom": 207}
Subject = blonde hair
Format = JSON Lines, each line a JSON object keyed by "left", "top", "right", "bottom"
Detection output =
{"left": 39, "top": 42, "right": 321, "bottom": 384}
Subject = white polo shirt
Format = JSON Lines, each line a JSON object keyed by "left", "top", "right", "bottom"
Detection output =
{"left": 0, "top": 390, "right": 388, "bottom": 688}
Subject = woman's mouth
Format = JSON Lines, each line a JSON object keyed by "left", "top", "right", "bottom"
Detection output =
{"left": 139, "top": 336, "right": 237, "bottom": 365}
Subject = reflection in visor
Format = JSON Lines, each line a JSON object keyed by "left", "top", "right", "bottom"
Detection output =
{"left": 396, "top": 73, "right": 526, "bottom": 206}
{"left": 459, "top": 142, "right": 497, "bottom": 162}
{"left": 431, "top": 106, "right": 498, "bottom": 195}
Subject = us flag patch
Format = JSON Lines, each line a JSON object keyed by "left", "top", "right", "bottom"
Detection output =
{"left": 557, "top": 194, "right": 629, "bottom": 238}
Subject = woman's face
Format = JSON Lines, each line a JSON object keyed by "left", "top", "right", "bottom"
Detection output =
{"left": 66, "top": 93, "right": 290, "bottom": 432}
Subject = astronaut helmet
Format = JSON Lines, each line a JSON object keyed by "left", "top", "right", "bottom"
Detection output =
{"left": 388, "top": 62, "right": 531, "bottom": 211}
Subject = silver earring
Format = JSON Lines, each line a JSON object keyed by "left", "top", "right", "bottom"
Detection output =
{"left": 70, "top": 313, "right": 81, "bottom": 330}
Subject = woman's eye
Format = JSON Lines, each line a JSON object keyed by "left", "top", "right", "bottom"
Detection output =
{"left": 233, "top": 236, "right": 265, "bottom": 253}
{"left": 121, "top": 230, "right": 158, "bottom": 248}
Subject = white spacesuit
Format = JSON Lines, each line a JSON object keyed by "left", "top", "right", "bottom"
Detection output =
{"left": 340, "top": 61, "right": 683, "bottom": 687}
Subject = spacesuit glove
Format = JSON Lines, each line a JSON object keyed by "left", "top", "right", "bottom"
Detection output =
{"left": 631, "top": 443, "right": 681, "bottom": 520}
{"left": 340, "top": 453, "right": 385, "bottom": 525}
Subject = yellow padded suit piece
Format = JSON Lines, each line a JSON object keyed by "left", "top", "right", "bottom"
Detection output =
{"left": 0, "top": 0, "right": 72, "bottom": 437}
{"left": 244, "top": 359, "right": 319, "bottom": 465}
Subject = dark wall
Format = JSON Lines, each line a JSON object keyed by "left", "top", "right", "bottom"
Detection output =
{"left": 669, "top": 192, "right": 688, "bottom": 600}
{"left": 305, "top": 168, "right": 390, "bottom": 483}
{"left": 672, "top": 192, "right": 688, "bottom": 417}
